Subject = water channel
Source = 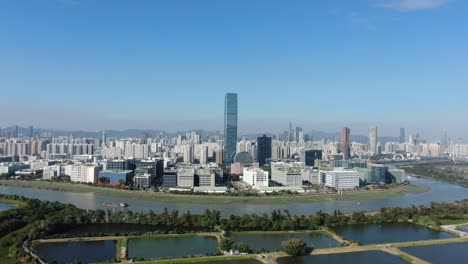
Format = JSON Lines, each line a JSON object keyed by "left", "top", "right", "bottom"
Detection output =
{"left": 0, "top": 177, "right": 466, "bottom": 216}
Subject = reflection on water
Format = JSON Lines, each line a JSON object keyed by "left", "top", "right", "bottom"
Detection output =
{"left": 0, "top": 176, "right": 467, "bottom": 215}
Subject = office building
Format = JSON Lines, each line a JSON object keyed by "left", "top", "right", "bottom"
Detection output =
{"left": 224, "top": 93, "right": 238, "bottom": 164}
{"left": 243, "top": 167, "right": 269, "bottom": 187}
{"left": 177, "top": 167, "right": 195, "bottom": 187}
{"left": 104, "top": 159, "right": 134, "bottom": 171}
{"left": 133, "top": 174, "right": 152, "bottom": 189}
{"left": 300, "top": 149, "right": 322, "bottom": 166}
{"left": 162, "top": 169, "right": 177, "bottom": 187}
{"left": 295, "top": 127, "right": 303, "bottom": 142}
{"left": 271, "top": 162, "right": 303, "bottom": 187}
{"left": 321, "top": 169, "right": 360, "bottom": 190}
{"left": 99, "top": 170, "right": 133, "bottom": 185}
{"left": 399, "top": 128, "right": 405, "bottom": 144}
{"left": 341, "top": 127, "right": 351, "bottom": 160}
{"left": 257, "top": 135, "right": 272, "bottom": 166}
{"left": 198, "top": 168, "right": 215, "bottom": 187}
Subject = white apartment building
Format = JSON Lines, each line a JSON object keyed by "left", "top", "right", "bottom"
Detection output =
{"left": 64, "top": 164, "right": 98, "bottom": 183}
{"left": 243, "top": 167, "right": 269, "bottom": 187}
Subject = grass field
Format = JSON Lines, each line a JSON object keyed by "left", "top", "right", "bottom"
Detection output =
{"left": 0, "top": 180, "right": 429, "bottom": 205}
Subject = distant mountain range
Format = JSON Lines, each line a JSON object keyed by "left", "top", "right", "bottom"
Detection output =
{"left": 1, "top": 126, "right": 399, "bottom": 144}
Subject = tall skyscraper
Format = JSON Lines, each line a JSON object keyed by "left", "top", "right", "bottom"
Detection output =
{"left": 29, "top": 125, "right": 34, "bottom": 138}
{"left": 14, "top": 125, "right": 19, "bottom": 138}
{"left": 341, "top": 127, "right": 350, "bottom": 160}
{"left": 442, "top": 128, "right": 447, "bottom": 150}
{"left": 288, "top": 121, "right": 293, "bottom": 142}
{"left": 370, "top": 126, "right": 378, "bottom": 156}
{"left": 295, "top": 127, "right": 303, "bottom": 142}
{"left": 399, "top": 128, "right": 405, "bottom": 143}
{"left": 257, "top": 134, "right": 272, "bottom": 166}
{"left": 224, "top": 93, "right": 238, "bottom": 165}
{"left": 102, "top": 130, "right": 107, "bottom": 148}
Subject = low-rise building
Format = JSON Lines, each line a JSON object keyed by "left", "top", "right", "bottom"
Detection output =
{"left": 321, "top": 168, "right": 361, "bottom": 189}
{"left": 198, "top": 168, "right": 215, "bottom": 187}
{"left": 242, "top": 167, "right": 269, "bottom": 187}
{"left": 271, "top": 162, "right": 303, "bottom": 187}
{"left": 177, "top": 167, "right": 195, "bottom": 187}
{"left": 133, "top": 173, "right": 152, "bottom": 189}
{"left": 99, "top": 170, "right": 133, "bottom": 185}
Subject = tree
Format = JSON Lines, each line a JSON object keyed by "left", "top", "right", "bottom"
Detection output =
{"left": 219, "top": 237, "right": 235, "bottom": 251}
{"left": 237, "top": 242, "right": 250, "bottom": 253}
{"left": 281, "top": 239, "right": 307, "bottom": 256}
{"left": 99, "top": 177, "right": 110, "bottom": 184}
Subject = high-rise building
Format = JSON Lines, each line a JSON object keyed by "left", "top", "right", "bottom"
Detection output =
{"left": 257, "top": 135, "right": 272, "bottom": 166}
{"left": 29, "top": 126, "right": 34, "bottom": 138}
{"left": 224, "top": 93, "right": 238, "bottom": 165}
{"left": 288, "top": 121, "right": 293, "bottom": 142}
{"left": 341, "top": 127, "right": 350, "bottom": 160}
{"left": 102, "top": 131, "right": 107, "bottom": 148}
{"left": 399, "top": 128, "right": 405, "bottom": 144}
{"left": 295, "top": 127, "right": 303, "bottom": 142}
{"left": 14, "top": 125, "right": 19, "bottom": 138}
{"left": 442, "top": 128, "right": 447, "bottom": 149}
{"left": 200, "top": 145, "right": 208, "bottom": 165}
{"left": 370, "top": 126, "right": 378, "bottom": 156}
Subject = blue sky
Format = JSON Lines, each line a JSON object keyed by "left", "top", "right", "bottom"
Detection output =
{"left": 1, "top": 0, "right": 467, "bottom": 139}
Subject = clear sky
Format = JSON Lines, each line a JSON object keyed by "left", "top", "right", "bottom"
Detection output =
{"left": 1, "top": 0, "right": 467, "bottom": 139}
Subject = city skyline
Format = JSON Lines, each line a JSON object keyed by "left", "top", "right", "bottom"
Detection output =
{"left": 1, "top": 0, "right": 467, "bottom": 138}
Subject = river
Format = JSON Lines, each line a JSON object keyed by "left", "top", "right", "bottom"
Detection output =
{"left": 0, "top": 177, "right": 466, "bottom": 215}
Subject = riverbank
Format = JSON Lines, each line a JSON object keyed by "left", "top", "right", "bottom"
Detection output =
{"left": 0, "top": 197, "right": 26, "bottom": 207}
{"left": 398, "top": 161, "right": 468, "bottom": 188}
{"left": 0, "top": 180, "right": 429, "bottom": 205}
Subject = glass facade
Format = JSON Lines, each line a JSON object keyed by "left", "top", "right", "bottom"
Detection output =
{"left": 224, "top": 93, "right": 238, "bottom": 164}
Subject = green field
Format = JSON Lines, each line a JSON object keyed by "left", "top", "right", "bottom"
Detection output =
{"left": 0, "top": 180, "right": 429, "bottom": 205}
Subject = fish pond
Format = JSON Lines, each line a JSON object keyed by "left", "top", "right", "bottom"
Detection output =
{"left": 231, "top": 232, "right": 340, "bottom": 251}
{"left": 332, "top": 223, "right": 453, "bottom": 244}
{"left": 34, "top": 240, "right": 116, "bottom": 264}
{"left": 127, "top": 235, "right": 218, "bottom": 260}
